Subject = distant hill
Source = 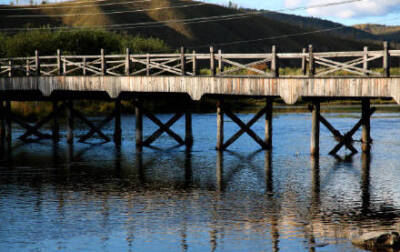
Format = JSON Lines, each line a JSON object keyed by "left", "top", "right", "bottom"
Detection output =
{"left": 354, "top": 24, "right": 400, "bottom": 43}
{"left": 0, "top": 0, "right": 384, "bottom": 53}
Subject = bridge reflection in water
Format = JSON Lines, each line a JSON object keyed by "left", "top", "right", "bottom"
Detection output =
{"left": 1, "top": 126, "right": 400, "bottom": 251}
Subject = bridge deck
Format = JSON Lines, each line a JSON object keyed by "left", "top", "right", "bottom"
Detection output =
{"left": 1, "top": 76, "right": 399, "bottom": 104}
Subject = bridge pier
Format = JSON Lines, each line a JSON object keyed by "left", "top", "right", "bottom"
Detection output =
{"left": 310, "top": 101, "right": 320, "bottom": 156}
{"left": 66, "top": 100, "right": 74, "bottom": 144}
{"left": 216, "top": 98, "right": 273, "bottom": 151}
{"left": 361, "top": 99, "right": 371, "bottom": 153}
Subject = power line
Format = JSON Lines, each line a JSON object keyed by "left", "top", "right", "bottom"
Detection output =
{"left": 0, "top": 0, "right": 151, "bottom": 11}
{"left": 0, "top": 0, "right": 364, "bottom": 28}
{"left": 5, "top": 2, "right": 207, "bottom": 17}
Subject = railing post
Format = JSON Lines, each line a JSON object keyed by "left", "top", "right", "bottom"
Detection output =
{"left": 82, "top": 57, "right": 87, "bottom": 76}
{"left": 101, "top": 48, "right": 106, "bottom": 75}
{"left": 271, "top": 45, "right": 279, "bottom": 77}
{"left": 57, "top": 49, "right": 62, "bottom": 75}
{"left": 26, "top": 59, "right": 30, "bottom": 77}
{"left": 383, "top": 41, "right": 390, "bottom": 77}
{"left": 218, "top": 49, "right": 224, "bottom": 74}
{"left": 63, "top": 54, "right": 67, "bottom": 76}
{"left": 210, "top": 46, "right": 215, "bottom": 76}
{"left": 363, "top": 46, "right": 369, "bottom": 76}
{"left": 8, "top": 60, "right": 12, "bottom": 78}
{"left": 35, "top": 50, "right": 40, "bottom": 76}
{"left": 301, "top": 48, "right": 307, "bottom": 76}
{"left": 146, "top": 53, "right": 150, "bottom": 76}
{"left": 125, "top": 48, "right": 131, "bottom": 76}
{"left": 192, "top": 50, "right": 197, "bottom": 76}
{"left": 308, "top": 45, "right": 315, "bottom": 77}
{"left": 181, "top": 46, "right": 186, "bottom": 76}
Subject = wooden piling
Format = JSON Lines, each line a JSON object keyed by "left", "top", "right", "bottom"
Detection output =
{"left": 301, "top": 48, "right": 307, "bottom": 75}
{"left": 135, "top": 99, "right": 143, "bottom": 150}
{"left": 52, "top": 101, "right": 59, "bottom": 143}
{"left": 383, "top": 41, "right": 390, "bottom": 77}
{"left": 361, "top": 99, "right": 371, "bottom": 153}
{"left": 0, "top": 101, "right": 5, "bottom": 141}
{"left": 5, "top": 101, "right": 11, "bottom": 143}
{"left": 216, "top": 99, "right": 224, "bottom": 150}
{"left": 308, "top": 45, "right": 315, "bottom": 77}
{"left": 181, "top": 46, "right": 186, "bottom": 76}
{"left": 185, "top": 109, "right": 193, "bottom": 148}
{"left": 66, "top": 100, "right": 74, "bottom": 144}
{"left": 310, "top": 101, "right": 320, "bottom": 156}
{"left": 210, "top": 46, "right": 216, "bottom": 76}
{"left": 271, "top": 45, "right": 279, "bottom": 77}
{"left": 265, "top": 98, "right": 273, "bottom": 148}
{"left": 114, "top": 99, "right": 122, "bottom": 145}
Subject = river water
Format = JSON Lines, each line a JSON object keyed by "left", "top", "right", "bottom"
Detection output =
{"left": 1, "top": 109, "right": 400, "bottom": 251}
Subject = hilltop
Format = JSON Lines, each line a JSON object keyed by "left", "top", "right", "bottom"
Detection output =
{"left": 0, "top": 0, "right": 384, "bottom": 53}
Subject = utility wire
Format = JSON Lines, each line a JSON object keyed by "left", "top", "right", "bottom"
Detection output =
{"left": 2, "top": 0, "right": 362, "bottom": 18}
{"left": 5, "top": 2, "right": 207, "bottom": 17}
{"left": 0, "top": 0, "right": 151, "bottom": 11}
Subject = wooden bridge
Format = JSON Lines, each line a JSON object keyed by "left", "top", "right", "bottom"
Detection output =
{"left": 1, "top": 42, "right": 400, "bottom": 156}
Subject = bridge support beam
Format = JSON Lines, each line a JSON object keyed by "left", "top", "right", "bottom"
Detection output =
{"left": 310, "top": 101, "right": 320, "bottom": 156}
{"left": 114, "top": 99, "right": 122, "bottom": 145}
{"left": 135, "top": 99, "right": 143, "bottom": 151}
{"left": 361, "top": 99, "right": 371, "bottom": 153}
{"left": 216, "top": 99, "right": 270, "bottom": 151}
{"left": 66, "top": 100, "right": 74, "bottom": 144}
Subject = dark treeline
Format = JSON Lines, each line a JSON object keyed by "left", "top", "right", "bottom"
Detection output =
{"left": 0, "top": 29, "right": 169, "bottom": 57}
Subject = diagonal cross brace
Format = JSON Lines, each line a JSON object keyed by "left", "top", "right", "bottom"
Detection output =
{"left": 132, "top": 100, "right": 185, "bottom": 146}
{"left": 223, "top": 108, "right": 268, "bottom": 150}
{"left": 78, "top": 110, "right": 117, "bottom": 142}
{"left": 329, "top": 107, "right": 376, "bottom": 155}
{"left": 68, "top": 106, "right": 111, "bottom": 143}
{"left": 142, "top": 112, "right": 185, "bottom": 146}
{"left": 222, "top": 107, "right": 268, "bottom": 150}
{"left": 19, "top": 102, "right": 66, "bottom": 141}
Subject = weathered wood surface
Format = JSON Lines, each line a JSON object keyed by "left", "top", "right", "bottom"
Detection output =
{"left": 1, "top": 76, "right": 400, "bottom": 104}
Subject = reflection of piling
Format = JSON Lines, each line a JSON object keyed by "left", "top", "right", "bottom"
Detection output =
{"left": 216, "top": 151, "right": 223, "bottom": 192}
{"left": 184, "top": 148, "right": 192, "bottom": 188}
{"left": 265, "top": 150, "right": 273, "bottom": 194}
{"left": 136, "top": 151, "right": 145, "bottom": 184}
{"left": 361, "top": 152, "right": 371, "bottom": 213}
{"left": 311, "top": 156, "right": 320, "bottom": 213}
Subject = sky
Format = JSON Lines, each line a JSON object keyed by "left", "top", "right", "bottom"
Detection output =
{"left": 202, "top": 0, "right": 400, "bottom": 26}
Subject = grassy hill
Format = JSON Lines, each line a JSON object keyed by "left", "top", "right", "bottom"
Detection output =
{"left": 0, "top": 0, "right": 383, "bottom": 53}
{"left": 354, "top": 24, "right": 400, "bottom": 42}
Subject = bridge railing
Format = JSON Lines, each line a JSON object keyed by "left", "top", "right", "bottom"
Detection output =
{"left": 0, "top": 43, "right": 399, "bottom": 78}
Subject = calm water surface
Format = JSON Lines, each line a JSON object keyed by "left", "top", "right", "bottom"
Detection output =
{"left": 1, "top": 110, "right": 400, "bottom": 251}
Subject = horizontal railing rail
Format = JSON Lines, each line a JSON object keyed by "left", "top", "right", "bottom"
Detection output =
{"left": 0, "top": 42, "right": 399, "bottom": 78}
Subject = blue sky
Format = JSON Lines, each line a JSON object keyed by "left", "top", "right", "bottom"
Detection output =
{"left": 201, "top": 0, "right": 400, "bottom": 26}
{"left": 0, "top": 0, "right": 399, "bottom": 26}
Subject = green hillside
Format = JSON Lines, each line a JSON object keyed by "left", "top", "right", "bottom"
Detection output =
{"left": 0, "top": 0, "right": 382, "bottom": 53}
